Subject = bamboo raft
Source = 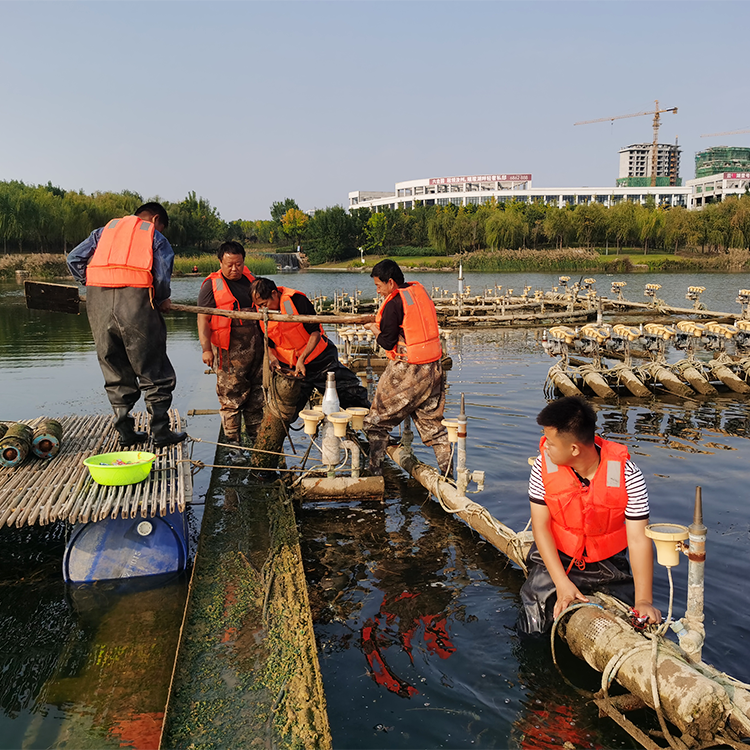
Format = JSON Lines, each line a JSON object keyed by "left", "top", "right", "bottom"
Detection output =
{"left": 0, "top": 411, "right": 190, "bottom": 527}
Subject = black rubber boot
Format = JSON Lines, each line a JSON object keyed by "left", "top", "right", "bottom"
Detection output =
{"left": 114, "top": 408, "right": 147, "bottom": 448}
{"left": 148, "top": 403, "right": 187, "bottom": 448}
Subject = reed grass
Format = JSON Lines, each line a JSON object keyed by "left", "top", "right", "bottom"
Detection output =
{"left": 173, "top": 255, "right": 277, "bottom": 276}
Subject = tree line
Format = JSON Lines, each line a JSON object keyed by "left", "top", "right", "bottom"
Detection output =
{"left": 3, "top": 179, "right": 750, "bottom": 261}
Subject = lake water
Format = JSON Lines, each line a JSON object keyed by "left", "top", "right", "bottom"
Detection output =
{"left": 1, "top": 270, "right": 750, "bottom": 748}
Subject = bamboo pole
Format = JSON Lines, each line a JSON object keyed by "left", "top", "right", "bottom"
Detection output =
{"left": 169, "top": 303, "right": 374, "bottom": 325}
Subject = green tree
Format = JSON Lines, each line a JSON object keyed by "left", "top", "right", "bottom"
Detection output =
{"left": 270, "top": 198, "right": 300, "bottom": 223}
{"left": 281, "top": 208, "right": 309, "bottom": 248}
{"left": 306, "top": 205, "right": 358, "bottom": 263}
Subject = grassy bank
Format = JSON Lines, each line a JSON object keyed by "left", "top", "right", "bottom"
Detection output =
{"left": 327, "top": 247, "right": 750, "bottom": 273}
{"left": 0, "top": 252, "right": 278, "bottom": 281}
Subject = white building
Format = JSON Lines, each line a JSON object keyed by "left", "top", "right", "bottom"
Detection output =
{"left": 686, "top": 172, "right": 750, "bottom": 209}
{"left": 349, "top": 173, "right": 691, "bottom": 212}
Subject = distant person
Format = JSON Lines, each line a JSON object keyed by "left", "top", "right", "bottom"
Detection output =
{"left": 197, "top": 241, "right": 263, "bottom": 445}
{"left": 192, "top": 264, "right": 199, "bottom": 273}
{"left": 517, "top": 396, "right": 661, "bottom": 635}
{"left": 66, "top": 202, "right": 186, "bottom": 448}
{"left": 250, "top": 277, "right": 369, "bottom": 421}
{"left": 363, "top": 259, "right": 451, "bottom": 476}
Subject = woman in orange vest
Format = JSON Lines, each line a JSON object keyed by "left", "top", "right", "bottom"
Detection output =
{"left": 197, "top": 242, "right": 264, "bottom": 445}
{"left": 363, "top": 259, "right": 451, "bottom": 476}
{"left": 251, "top": 277, "right": 369, "bottom": 422}
{"left": 518, "top": 396, "right": 661, "bottom": 636}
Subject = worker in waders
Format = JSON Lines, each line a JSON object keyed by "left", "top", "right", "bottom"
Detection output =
{"left": 67, "top": 202, "right": 186, "bottom": 448}
{"left": 250, "top": 277, "right": 369, "bottom": 421}
{"left": 517, "top": 396, "right": 661, "bottom": 636}
{"left": 197, "top": 241, "right": 263, "bottom": 446}
{"left": 363, "top": 259, "right": 452, "bottom": 477}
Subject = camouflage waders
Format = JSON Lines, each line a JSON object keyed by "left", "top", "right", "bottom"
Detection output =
{"left": 214, "top": 320, "right": 264, "bottom": 442}
{"left": 364, "top": 359, "right": 451, "bottom": 475}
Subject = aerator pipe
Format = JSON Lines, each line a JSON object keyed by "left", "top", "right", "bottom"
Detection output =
{"left": 456, "top": 394, "right": 468, "bottom": 496}
{"left": 683, "top": 486, "right": 707, "bottom": 662}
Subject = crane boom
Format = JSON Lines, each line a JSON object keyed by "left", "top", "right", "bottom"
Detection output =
{"left": 574, "top": 100, "right": 678, "bottom": 187}
{"left": 700, "top": 128, "right": 750, "bottom": 138}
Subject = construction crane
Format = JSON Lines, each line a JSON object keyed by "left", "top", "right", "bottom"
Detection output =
{"left": 701, "top": 128, "right": 750, "bottom": 138}
{"left": 575, "top": 99, "right": 678, "bottom": 187}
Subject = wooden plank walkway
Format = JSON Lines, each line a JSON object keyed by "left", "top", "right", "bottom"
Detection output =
{"left": 0, "top": 411, "right": 191, "bottom": 527}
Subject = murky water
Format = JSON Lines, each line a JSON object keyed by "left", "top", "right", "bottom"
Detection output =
{"left": 1, "top": 271, "right": 750, "bottom": 748}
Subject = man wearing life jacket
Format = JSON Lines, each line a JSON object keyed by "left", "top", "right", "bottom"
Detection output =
{"left": 250, "top": 277, "right": 369, "bottom": 421}
{"left": 67, "top": 202, "right": 186, "bottom": 448}
{"left": 363, "top": 259, "right": 451, "bottom": 477}
{"left": 517, "top": 396, "right": 661, "bottom": 635}
{"left": 197, "top": 242, "right": 263, "bottom": 445}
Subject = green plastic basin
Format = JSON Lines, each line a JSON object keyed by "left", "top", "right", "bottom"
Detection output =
{"left": 83, "top": 451, "right": 156, "bottom": 486}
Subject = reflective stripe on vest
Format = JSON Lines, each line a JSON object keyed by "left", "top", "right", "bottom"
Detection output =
{"left": 375, "top": 282, "right": 442, "bottom": 364}
{"left": 539, "top": 435, "right": 629, "bottom": 563}
{"left": 260, "top": 287, "right": 328, "bottom": 367}
{"left": 86, "top": 215, "right": 154, "bottom": 288}
{"left": 207, "top": 267, "right": 256, "bottom": 351}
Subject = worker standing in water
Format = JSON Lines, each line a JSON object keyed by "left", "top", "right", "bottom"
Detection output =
{"left": 197, "top": 241, "right": 264, "bottom": 445}
{"left": 518, "top": 396, "right": 661, "bottom": 636}
{"left": 363, "top": 259, "right": 451, "bottom": 476}
{"left": 66, "top": 202, "right": 186, "bottom": 448}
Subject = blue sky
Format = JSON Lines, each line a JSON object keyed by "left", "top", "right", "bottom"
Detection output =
{"left": 1, "top": 1, "right": 748, "bottom": 221}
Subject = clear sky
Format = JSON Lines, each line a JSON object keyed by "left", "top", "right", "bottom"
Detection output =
{"left": 1, "top": 1, "right": 748, "bottom": 221}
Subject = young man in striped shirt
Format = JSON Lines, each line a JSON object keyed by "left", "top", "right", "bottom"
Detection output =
{"left": 517, "top": 396, "right": 661, "bottom": 636}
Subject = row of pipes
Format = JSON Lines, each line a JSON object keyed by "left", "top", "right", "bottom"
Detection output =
{"left": 544, "top": 318, "right": 750, "bottom": 398}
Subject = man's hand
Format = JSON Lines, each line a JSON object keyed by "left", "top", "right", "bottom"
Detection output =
{"left": 634, "top": 600, "right": 662, "bottom": 625}
{"left": 553, "top": 578, "right": 590, "bottom": 619}
{"left": 364, "top": 322, "right": 380, "bottom": 336}
{"left": 202, "top": 349, "right": 214, "bottom": 369}
{"left": 295, "top": 355, "right": 307, "bottom": 378}
{"left": 159, "top": 298, "right": 172, "bottom": 313}
{"left": 268, "top": 351, "right": 281, "bottom": 372}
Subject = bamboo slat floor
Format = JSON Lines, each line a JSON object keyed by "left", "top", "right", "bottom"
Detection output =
{"left": 0, "top": 411, "right": 191, "bottom": 527}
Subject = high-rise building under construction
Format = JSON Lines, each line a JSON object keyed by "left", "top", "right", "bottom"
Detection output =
{"left": 617, "top": 143, "right": 681, "bottom": 187}
{"left": 695, "top": 146, "right": 750, "bottom": 179}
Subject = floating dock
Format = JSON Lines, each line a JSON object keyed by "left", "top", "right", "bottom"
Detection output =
{"left": 0, "top": 411, "right": 191, "bottom": 527}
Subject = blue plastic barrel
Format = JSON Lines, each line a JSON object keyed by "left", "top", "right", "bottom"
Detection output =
{"left": 63, "top": 511, "right": 188, "bottom": 583}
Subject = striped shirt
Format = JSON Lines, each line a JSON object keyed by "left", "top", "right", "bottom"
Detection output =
{"left": 528, "top": 455, "right": 650, "bottom": 520}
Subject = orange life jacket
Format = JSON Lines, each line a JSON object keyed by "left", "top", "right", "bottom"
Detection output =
{"left": 206, "top": 267, "right": 256, "bottom": 351}
{"left": 260, "top": 286, "right": 328, "bottom": 367}
{"left": 375, "top": 282, "right": 442, "bottom": 364}
{"left": 86, "top": 216, "right": 154, "bottom": 288}
{"left": 539, "top": 435, "right": 629, "bottom": 564}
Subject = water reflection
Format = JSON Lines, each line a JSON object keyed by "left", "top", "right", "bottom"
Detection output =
{"left": 3, "top": 277, "right": 750, "bottom": 746}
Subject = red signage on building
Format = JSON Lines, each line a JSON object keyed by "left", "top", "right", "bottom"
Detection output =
{"left": 723, "top": 172, "right": 750, "bottom": 179}
{"left": 428, "top": 174, "right": 532, "bottom": 185}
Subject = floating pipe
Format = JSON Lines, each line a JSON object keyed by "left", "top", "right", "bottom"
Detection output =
{"left": 642, "top": 362, "right": 695, "bottom": 397}
{"left": 297, "top": 476, "right": 384, "bottom": 499}
{"left": 547, "top": 365, "right": 583, "bottom": 397}
{"left": 614, "top": 367, "right": 651, "bottom": 397}
{"left": 385, "top": 444, "right": 531, "bottom": 572}
{"left": 560, "top": 603, "right": 735, "bottom": 741}
{"left": 578, "top": 365, "right": 616, "bottom": 398}
{"left": 708, "top": 360, "right": 750, "bottom": 393}
{"left": 672, "top": 361, "right": 718, "bottom": 396}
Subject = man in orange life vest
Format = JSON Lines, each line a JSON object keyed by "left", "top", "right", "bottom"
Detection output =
{"left": 197, "top": 241, "right": 264, "bottom": 445}
{"left": 66, "top": 202, "right": 186, "bottom": 448}
{"left": 363, "top": 259, "right": 452, "bottom": 476}
{"left": 518, "top": 396, "right": 661, "bottom": 635}
{"left": 250, "top": 277, "right": 369, "bottom": 420}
